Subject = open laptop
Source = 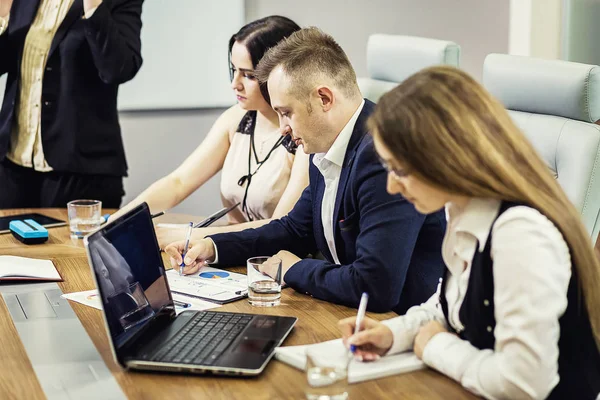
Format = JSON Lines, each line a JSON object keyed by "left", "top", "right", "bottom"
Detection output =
{"left": 83, "top": 203, "right": 297, "bottom": 376}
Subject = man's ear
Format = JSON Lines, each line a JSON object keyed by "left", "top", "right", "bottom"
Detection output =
{"left": 316, "top": 86, "right": 334, "bottom": 112}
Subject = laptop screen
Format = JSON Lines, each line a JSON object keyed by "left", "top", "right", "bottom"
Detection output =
{"left": 87, "top": 204, "right": 173, "bottom": 350}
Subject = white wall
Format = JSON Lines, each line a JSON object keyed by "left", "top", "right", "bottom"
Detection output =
{"left": 119, "top": 109, "right": 225, "bottom": 215}
{"left": 509, "top": 0, "right": 563, "bottom": 59}
{"left": 247, "top": 0, "right": 510, "bottom": 80}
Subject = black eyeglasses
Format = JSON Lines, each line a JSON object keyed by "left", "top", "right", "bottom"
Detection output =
{"left": 377, "top": 154, "right": 409, "bottom": 179}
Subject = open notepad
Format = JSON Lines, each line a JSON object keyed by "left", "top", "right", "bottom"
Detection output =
{"left": 0, "top": 255, "right": 62, "bottom": 282}
{"left": 275, "top": 338, "right": 425, "bottom": 384}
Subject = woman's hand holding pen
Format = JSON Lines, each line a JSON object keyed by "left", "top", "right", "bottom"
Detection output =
{"left": 164, "top": 238, "right": 216, "bottom": 275}
{"left": 339, "top": 317, "right": 450, "bottom": 361}
{"left": 338, "top": 317, "right": 394, "bottom": 361}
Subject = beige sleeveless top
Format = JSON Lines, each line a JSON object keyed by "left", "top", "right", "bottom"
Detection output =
{"left": 220, "top": 111, "right": 296, "bottom": 224}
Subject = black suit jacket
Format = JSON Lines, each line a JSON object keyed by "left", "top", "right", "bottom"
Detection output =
{"left": 210, "top": 100, "right": 446, "bottom": 314}
{"left": 0, "top": 0, "right": 143, "bottom": 176}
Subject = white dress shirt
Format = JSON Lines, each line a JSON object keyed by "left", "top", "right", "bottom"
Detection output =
{"left": 312, "top": 100, "right": 365, "bottom": 264}
{"left": 382, "top": 198, "right": 571, "bottom": 400}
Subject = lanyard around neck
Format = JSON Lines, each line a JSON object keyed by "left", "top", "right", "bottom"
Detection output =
{"left": 237, "top": 130, "right": 285, "bottom": 221}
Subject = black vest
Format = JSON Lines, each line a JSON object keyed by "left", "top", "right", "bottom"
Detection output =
{"left": 439, "top": 202, "right": 600, "bottom": 400}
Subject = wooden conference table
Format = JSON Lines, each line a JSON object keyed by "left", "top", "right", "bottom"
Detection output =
{"left": 0, "top": 209, "right": 478, "bottom": 400}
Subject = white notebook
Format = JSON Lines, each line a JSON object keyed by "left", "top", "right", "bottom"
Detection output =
{"left": 275, "top": 338, "right": 425, "bottom": 384}
{"left": 0, "top": 255, "right": 62, "bottom": 282}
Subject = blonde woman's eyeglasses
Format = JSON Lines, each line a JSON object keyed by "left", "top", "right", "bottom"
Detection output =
{"left": 377, "top": 154, "right": 409, "bottom": 179}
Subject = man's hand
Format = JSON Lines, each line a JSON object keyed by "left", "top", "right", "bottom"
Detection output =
{"left": 164, "top": 238, "right": 216, "bottom": 275}
{"left": 261, "top": 250, "right": 300, "bottom": 285}
{"left": 413, "top": 320, "right": 449, "bottom": 359}
{"left": 0, "top": 0, "right": 13, "bottom": 18}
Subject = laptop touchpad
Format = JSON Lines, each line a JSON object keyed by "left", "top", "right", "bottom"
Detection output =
{"left": 216, "top": 338, "right": 276, "bottom": 369}
{"left": 231, "top": 338, "right": 276, "bottom": 356}
{"left": 15, "top": 292, "right": 58, "bottom": 319}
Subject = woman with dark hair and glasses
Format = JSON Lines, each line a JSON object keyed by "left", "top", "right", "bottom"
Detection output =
{"left": 113, "top": 16, "right": 308, "bottom": 247}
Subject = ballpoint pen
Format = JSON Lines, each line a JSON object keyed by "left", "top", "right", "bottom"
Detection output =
{"left": 193, "top": 202, "right": 240, "bottom": 228}
{"left": 103, "top": 210, "right": 165, "bottom": 224}
{"left": 173, "top": 299, "right": 191, "bottom": 308}
{"left": 179, "top": 222, "right": 193, "bottom": 276}
{"left": 151, "top": 211, "right": 165, "bottom": 219}
{"left": 350, "top": 292, "right": 369, "bottom": 353}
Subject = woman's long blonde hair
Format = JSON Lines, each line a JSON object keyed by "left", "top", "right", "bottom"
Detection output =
{"left": 369, "top": 66, "right": 600, "bottom": 349}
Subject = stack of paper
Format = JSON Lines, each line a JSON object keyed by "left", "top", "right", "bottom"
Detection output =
{"left": 165, "top": 266, "right": 248, "bottom": 304}
{"left": 275, "top": 338, "right": 425, "bottom": 383}
{"left": 62, "top": 289, "right": 220, "bottom": 315}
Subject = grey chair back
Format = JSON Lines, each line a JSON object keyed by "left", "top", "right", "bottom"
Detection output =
{"left": 483, "top": 54, "right": 600, "bottom": 239}
{"left": 358, "top": 34, "right": 460, "bottom": 102}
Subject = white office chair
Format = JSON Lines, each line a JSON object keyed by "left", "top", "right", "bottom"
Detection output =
{"left": 358, "top": 34, "right": 461, "bottom": 103}
{"left": 483, "top": 54, "right": 600, "bottom": 239}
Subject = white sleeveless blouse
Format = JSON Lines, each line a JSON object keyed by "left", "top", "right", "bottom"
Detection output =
{"left": 220, "top": 112, "right": 296, "bottom": 224}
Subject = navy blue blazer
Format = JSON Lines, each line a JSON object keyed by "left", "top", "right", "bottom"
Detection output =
{"left": 210, "top": 100, "right": 446, "bottom": 314}
{"left": 0, "top": 0, "right": 143, "bottom": 177}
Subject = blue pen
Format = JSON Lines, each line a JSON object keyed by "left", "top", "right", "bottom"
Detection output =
{"left": 179, "top": 222, "right": 194, "bottom": 276}
{"left": 350, "top": 292, "right": 369, "bottom": 353}
{"left": 173, "top": 299, "right": 191, "bottom": 308}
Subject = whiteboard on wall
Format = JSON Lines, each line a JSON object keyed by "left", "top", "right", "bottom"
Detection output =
{"left": 118, "top": 0, "right": 244, "bottom": 110}
{"left": 1, "top": 1, "right": 244, "bottom": 111}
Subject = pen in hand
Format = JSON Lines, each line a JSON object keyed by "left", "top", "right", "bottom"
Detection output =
{"left": 179, "top": 222, "right": 193, "bottom": 276}
{"left": 350, "top": 292, "right": 369, "bottom": 353}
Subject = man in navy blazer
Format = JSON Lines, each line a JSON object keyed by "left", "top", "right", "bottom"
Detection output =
{"left": 165, "top": 28, "right": 445, "bottom": 314}
{"left": 0, "top": 0, "right": 143, "bottom": 208}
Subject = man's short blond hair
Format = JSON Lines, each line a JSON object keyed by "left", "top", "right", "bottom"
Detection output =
{"left": 255, "top": 27, "right": 360, "bottom": 100}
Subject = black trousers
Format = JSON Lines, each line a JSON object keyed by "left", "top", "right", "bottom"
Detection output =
{"left": 0, "top": 158, "right": 124, "bottom": 209}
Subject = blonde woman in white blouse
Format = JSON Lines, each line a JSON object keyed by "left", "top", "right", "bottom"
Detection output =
{"left": 339, "top": 66, "right": 600, "bottom": 400}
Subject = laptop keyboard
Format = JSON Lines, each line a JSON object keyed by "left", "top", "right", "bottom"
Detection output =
{"left": 150, "top": 312, "right": 253, "bottom": 366}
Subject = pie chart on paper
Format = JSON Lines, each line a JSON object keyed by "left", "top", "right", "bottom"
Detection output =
{"left": 199, "top": 271, "right": 230, "bottom": 279}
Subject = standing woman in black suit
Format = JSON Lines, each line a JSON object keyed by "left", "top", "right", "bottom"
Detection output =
{"left": 339, "top": 66, "right": 600, "bottom": 400}
{"left": 0, "top": 0, "right": 143, "bottom": 208}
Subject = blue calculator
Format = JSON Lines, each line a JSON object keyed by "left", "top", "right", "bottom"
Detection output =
{"left": 9, "top": 219, "right": 49, "bottom": 244}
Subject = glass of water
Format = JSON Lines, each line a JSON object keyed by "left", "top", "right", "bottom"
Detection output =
{"left": 67, "top": 199, "right": 103, "bottom": 239}
{"left": 305, "top": 345, "right": 351, "bottom": 400}
{"left": 246, "top": 256, "right": 282, "bottom": 307}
